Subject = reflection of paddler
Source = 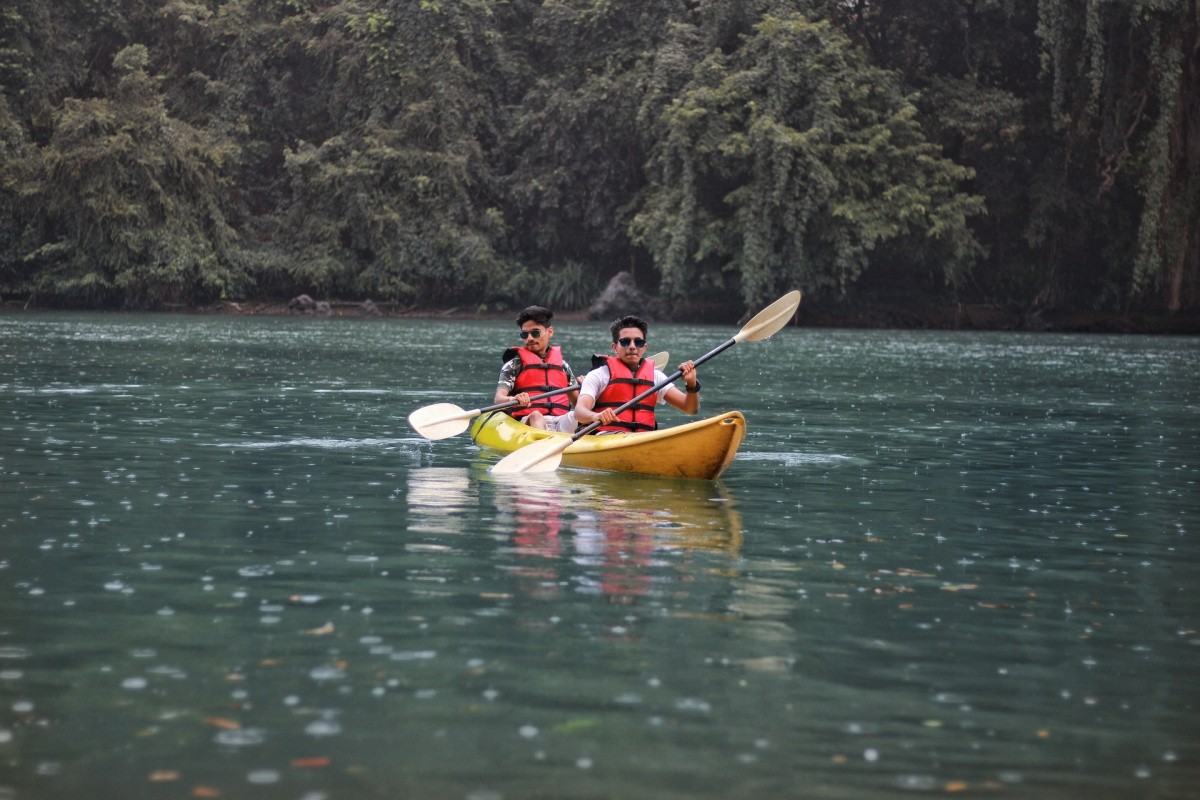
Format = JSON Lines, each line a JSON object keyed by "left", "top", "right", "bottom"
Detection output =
{"left": 561, "top": 472, "right": 744, "bottom": 556}
{"left": 405, "top": 468, "right": 477, "bottom": 535}
{"left": 507, "top": 485, "right": 565, "bottom": 559}
{"left": 491, "top": 480, "right": 573, "bottom": 600}
{"left": 484, "top": 470, "right": 744, "bottom": 600}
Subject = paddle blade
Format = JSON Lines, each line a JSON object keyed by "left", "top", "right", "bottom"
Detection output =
{"left": 733, "top": 290, "right": 802, "bottom": 343}
{"left": 407, "top": 403, "right": 473, "bottom": 440}
{"left": 490, "top": 436, "right": 572, "bottom": 475}
{"left": 647, "top": 351, "right": 669, "bottom": 370}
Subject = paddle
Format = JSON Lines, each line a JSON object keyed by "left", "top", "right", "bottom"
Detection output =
{"left": 408, "top": 351, "right": 670, "bottom": 440}
{"left": 491, "top": 290, "right": 802, "bottom": 475}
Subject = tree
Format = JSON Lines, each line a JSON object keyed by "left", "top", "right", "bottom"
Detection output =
{"left": 16, "top": 45, "right": 246, "bottom": 307}
{"left": 633, "top": 12, "right": 984, "bottom": 311}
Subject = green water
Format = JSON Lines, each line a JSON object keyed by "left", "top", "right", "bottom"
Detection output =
{"left": 1, "top": 313, "right": 1197, "bottom": 799}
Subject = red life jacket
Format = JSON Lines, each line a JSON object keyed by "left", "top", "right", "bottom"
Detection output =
{"left": 594, "top": 355, "right": 656, "bottom": 432}
{"left": 509, "top": 345, "right": 571, "bottom": 419}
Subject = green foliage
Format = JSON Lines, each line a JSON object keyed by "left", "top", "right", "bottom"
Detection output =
{"left": 540, "top": 260, "right": 602, "bottom": 311}
{"left": 0, "top": 0, "right": 1195, "bottom": 315}
{"left": 633, "top": 12, "right": 984, "bottom": 310}
{"left": 12, "top": 46, "right": 246, "bottom": 308}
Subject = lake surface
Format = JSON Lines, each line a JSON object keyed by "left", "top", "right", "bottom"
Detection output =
{"left": 1, "top": 312, "right": 1197, "bottom": 799}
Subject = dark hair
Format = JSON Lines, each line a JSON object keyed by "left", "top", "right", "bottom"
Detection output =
{"left": 609, "top": 315, "right": 648, "bottom": 342}
{"left": 516, "top": 305, "right": 553, "bottom": 327}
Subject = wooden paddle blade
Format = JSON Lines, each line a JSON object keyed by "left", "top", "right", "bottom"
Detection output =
{"left": 490, "top": 436, "right": 572, "bottom": 475}
{"left": 647, "top": 351, "right": 669, "bottom": 370}
{"left": 407, "top": 403, "right": 473, "bottom": 440}
{"left": 733, "top": 290, "right": 802, "bottom": 343}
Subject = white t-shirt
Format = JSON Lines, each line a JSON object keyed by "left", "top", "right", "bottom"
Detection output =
{"left": 578, "top": 365, "right": 672, "bottom": 405}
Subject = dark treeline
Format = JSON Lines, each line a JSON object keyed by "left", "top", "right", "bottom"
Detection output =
{"left": 0, "top": 0, "right": 1196, "bottom": 320}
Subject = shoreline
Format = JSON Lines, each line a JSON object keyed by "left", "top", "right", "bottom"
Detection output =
{"left": 4, "top": 299, "right": 1198, "bottom": 334}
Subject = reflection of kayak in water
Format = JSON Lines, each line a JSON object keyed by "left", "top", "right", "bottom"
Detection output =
{"left": 505, "top": 469, "right": 744, "bottom": 555}
{"left": 469, "top": 411, "right": 746, "bottom": 480}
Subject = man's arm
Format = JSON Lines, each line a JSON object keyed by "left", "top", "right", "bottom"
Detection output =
{"left": 662, "top": 360, "right": 700, "bottom": 415}
{"left": 572, "top": 368, "right": 614, "bottom": 426}
{"left": 494, "top": 359, "right": 530, "bottom": 406}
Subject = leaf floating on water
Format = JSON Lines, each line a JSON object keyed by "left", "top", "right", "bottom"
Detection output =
{"left": 203, "top": 717, "right": 240, "bottom": 730}
{"left": 291, "top": 756, "right": 331, "bottom": 768}
{"left": 305, "top": 622, "right": 335, "bottom": 636}
{"left": 192, "top": 786, "right": 221, "bottom": 798}
{"left": 940, "top": 584, "right": 979, "bottom": 592}
{"left": 553, "top": 718, "right": 600, "bottom": 734}
{"left": 148, "top": 770, "right": 180, "bottom": 782}
{"left": 944, "top": 781, "right": 969, "bottom": 792}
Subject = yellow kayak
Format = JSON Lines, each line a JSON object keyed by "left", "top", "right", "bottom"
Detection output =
{"left": 469, "top": 411, "right": 746, "bottom": 480}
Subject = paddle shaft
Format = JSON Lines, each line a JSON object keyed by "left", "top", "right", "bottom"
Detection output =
{"left": 476, "top": 383, "right": 579, "bottom": 416}
{"left": 569, "top": 338, "right": 735, "bottom": 441}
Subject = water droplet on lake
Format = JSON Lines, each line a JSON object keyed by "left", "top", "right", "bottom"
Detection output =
{"left": 519, "top": 725, "right": 538, "bottom": 739}
{"left": 309, "top": 666, "right": 345, "bottom": 682}
{"left": 674, "top": 698, "right": 711, "bottom": 713}
{"left": 121, "top": 677, "right": 147, "bottom": 690}
{"left": 215, "top": 728, "right": 265, "bottom": 746}
{"left": 575, "top": 757, "right": 593, "bottom": 769}
{"left": 238, "top": 565, "right": 273, "bottom": 578}
{"left": 305, "top": 719, "right": 342, "bottom": 737}
{"left": 247, "top": 768, "right": 280, "bottom": 784}
{"left": 863, "top": 748, "right": 879, "bottom": 762}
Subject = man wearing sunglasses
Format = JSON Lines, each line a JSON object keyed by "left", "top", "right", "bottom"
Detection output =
{"left": 574, "top": 315, "right": 699, "bottom": 433}
{"left": 494, "top": 305, "right": 579, "bottom": 432}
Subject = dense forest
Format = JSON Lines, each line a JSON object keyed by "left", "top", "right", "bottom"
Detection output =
{"left": 0, "top": 0, "right": 1196, "bottom": 322}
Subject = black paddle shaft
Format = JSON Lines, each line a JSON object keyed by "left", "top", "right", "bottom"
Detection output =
{"left": 476, "top": 383, "right": 580, "bottom": 415}
{"left": 570, "top": 338, "right": 736, "bottom": 441}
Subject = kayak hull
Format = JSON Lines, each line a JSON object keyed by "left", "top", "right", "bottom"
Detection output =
{"left": 470, "top": 411, "right": 746, "bottom": 480}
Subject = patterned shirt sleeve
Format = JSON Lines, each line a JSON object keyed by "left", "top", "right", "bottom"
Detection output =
{"left": 497, "top": 358, "right": 521, "bottom": 392}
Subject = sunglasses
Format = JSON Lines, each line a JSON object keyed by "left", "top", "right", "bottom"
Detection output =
{"left": 617, "top": 337, "right": 647, "bottom": 348}
{"left": 519, "top": 329, "right": 543, "bottom": 339}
